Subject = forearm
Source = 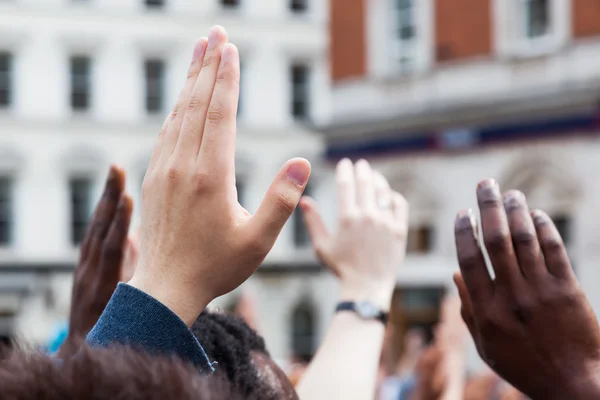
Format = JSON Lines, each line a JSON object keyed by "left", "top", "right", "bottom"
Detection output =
{"left": 296, "top": 312, "right": 385, "bottom": 400}
{"left": 296, "top": 284, "right": 392, "bottom": 400}
{"left": 440, "top": 352, "right": 466, "bottom": 400}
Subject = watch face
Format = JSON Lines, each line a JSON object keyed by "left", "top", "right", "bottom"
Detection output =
{"left": 357, "top": 301, "right": 379, "bottom": 319}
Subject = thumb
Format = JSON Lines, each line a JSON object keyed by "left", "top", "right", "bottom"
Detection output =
{"left": 247, "top": 158, "right": 311, "bottom": 252}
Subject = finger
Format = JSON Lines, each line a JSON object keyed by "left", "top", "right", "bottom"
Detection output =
{"left": 196, "top": 43, "right": 239, "bottom": 178}
{"left": 503, "top": 190, "right": 545, "bottom": 280}
{"left": 146, "top": 113, "right": 172, "bottom": 175}
{"left": 120, "top": 234, "right": 140, "bottom": 283}
{"left": 336, "top": 158, "right": 357, "bottom": 217}
{"left": 477, "top": 179, "right": 521, "bottom": 285}
{"left": 156, "top": 38, "right": 208, "bottom": 166}
{"left": 102, "top": 194, "right": 133, "bottom": 282}
{"left": 299, "top": 196, "right": 338, "bottom": 276}
{"left": 298, "top": 196, "right": 330, "bottom": 246}
{"left": 247, "top": 158, "right": 311, "bottom": 255}
{"left": 391, "top": 192, "right": 409, "bottom": 235}
{"left": 453, "top": 271, "right": 477, "bottom": 340}
{"left": 454, "top": 209, "right": 494, "bottom": 308}
{"left": 176, "top": 26, "right": 228, "bottom": 160}
{"left": 355, "top": 159, "right": 376, "bottom": 211}
{"left": 81, "top": 165, "right": 126, "bottom": 261}
{"left": 531, "top": 210, "right": 574, "bottom": 280}
{"left": 373, "top": 171, "right": 393, "bottom": 219}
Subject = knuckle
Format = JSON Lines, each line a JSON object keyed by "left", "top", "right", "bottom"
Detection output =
{"left": 485, "top": 230, "right": 511, "bottom": 253}
{"left": 170, "top": 103, "right": 183, "bottom": 121}
{"left": 202, "top": 54, "right": 217, "bottom": 69}
{"left": 165, "top": 164, "right": 183, "bottom": 184}
{"left": 273, "top": 190, "right": 297, "bottom": 216}
{"left": 191, "top": 170, "right": 212, "bottom": 192}
{"left": 512, "top": 230, "right": 537, "bottom": 247}
{"left": 206, "top": 103, "right": 226, "bottom": 126}
{"left": 216, "top": 69, "right": 239, "bottom": 87}
{"left": 512, "top": 301, "right": 534, "bottom": 324}
{"left": 457, "top": 252, "right": 482, "bottom": 273}
{"left": 339, "top": 214, "right": 356, "bottom": 229}
{"left": 186, "top": 95, "right": 207, "bottom": 113}
{"left": 479, "top": 315, "right": 502, "bottom": 336}
{"left": 362, "top": 211, "right": 378, "bottom": 226}
{"left": 479, "top": 196, "right": 502, "bottom": 210}
{"left": 540, "top": 236, "right": 564, "bottom": 253}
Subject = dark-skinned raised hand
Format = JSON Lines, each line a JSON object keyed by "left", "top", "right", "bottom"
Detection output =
{"left": 59, "top": 165, "right": 133, "bottom": 358}
{"left": 454, "top": 179, "right": 600, "bottom": 400}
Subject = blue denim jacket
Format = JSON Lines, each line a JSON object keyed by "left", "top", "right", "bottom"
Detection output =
{"left": 86, "top": 283, "right": 214, "bottom": 372}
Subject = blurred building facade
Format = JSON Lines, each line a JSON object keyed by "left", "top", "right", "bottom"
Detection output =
{"left": 0, "top": 0, "right": 334, "bottom": 364}
{"left": 327, "top": 0, "right": 600, "bottom": 367}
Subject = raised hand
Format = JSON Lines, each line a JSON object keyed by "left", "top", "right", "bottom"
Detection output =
{"left": 61, "top": 165, "right": 133, "bottom": 356}
{"left": 454, "top": 179, "right": 600, "bottom": 400}
{"left": 129, "top": 27, "right": 311, "bottom": 326}
{"left": 299, "top": 159, "right": 408, "bottom": 308}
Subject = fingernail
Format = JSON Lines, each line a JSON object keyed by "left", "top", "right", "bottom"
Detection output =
{"left": 455, "top": 209, "right": 474, "bottom": 232}
{"left": 192, "top": 38, "right": 207, "bottom": 63}
{"left": 287, "top": 163, "right": 310, "bottom": 187}
{"left": 221, "top": 43, "right": 236, "bottom": 65}
{"left": 477, "top": 178, "right": 498, "bottom": 190}
{"left": 503, "top": 190, "right": 524, "bottom": 211}
{"left": 531, "top": 209, "right": 547, "bottom": 225}
{"left": 208, "top": 26, "right": 221, "bottom": 47}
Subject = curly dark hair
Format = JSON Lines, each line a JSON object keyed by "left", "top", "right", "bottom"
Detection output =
{"left": 191, "top": 309, "right": 297, "bottom": 400}
{"left": 0, "top": 344, "right": 237, "bottom": 400}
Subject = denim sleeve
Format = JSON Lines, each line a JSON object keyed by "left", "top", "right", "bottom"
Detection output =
{"left": 86, "top": 283, "right": 214, "bottom": 373}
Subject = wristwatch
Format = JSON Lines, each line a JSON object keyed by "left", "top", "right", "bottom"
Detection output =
{"left": 335, "top": 301, "right": 388, "bottom": 325}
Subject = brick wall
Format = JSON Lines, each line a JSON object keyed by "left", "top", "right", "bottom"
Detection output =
{"left": 329, "top": 0, "right": 367, "bottom": 81}
{"left": 434, "top": 0, "right": 493, "bottom": 62}
{"left": 573, "top": 0, "right": 600, "bottom": 38}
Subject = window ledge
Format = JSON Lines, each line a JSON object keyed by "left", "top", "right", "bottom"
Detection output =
{"left": 504, "top": 35, "right": 565, "bottom": 60}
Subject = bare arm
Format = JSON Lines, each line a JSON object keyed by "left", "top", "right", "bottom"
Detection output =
{"left": 295, "top": 161, "right": 408, "bottom": 400}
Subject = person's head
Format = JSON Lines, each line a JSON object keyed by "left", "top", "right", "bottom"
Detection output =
{"left": 191, "top": 309, "right": 298, "bottom": 400}
{"left": 0, "top": 344, "right": 237, "bottom": 400}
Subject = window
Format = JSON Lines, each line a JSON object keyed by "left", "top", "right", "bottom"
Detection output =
{"left": 291, "top": 64, "right": 310, "bottom": 120}
{"left": 70, "top": 178, "right": 93, "bottom": 245}
{"left": 291, "top": 300, "right": 316, "bottom": 363}
{"left": 290, "top": 0, "right": 307, "bottom": 13}
{"left": 0, "top": 53, "right": 12, "bottom": 108}
{"left": 524, "top": 0, "right": 550, "bottom": 38}
{"left": 145, "top": 0, "right": 165, "bottom": 8}
{"left": 392, "top": 0, "right": 416, "bottom": 67}
{"left": 406, "top": 225, "right": 433, "bottom": 253}
{"left": 221, "top": 0, "right": 240, "bottom": 8}
{"left": 0, "top": 178, "right": 13, "bottom": 246}
{"left": 70, "top": 56, "right": 91, "bottom": 111}
{"left": 293, "top": 183, "right": 311, "bottom": 247}
{"left": 144, "top": 59, "right": 165, "bottom": 114}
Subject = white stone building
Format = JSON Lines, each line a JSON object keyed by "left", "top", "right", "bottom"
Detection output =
{"left": 0, "top": 0, "right": 334, "bottom": 365}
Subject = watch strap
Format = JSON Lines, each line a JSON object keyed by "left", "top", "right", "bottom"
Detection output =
{"left": 335, "top": 301, "right": 388, "bottom": 325}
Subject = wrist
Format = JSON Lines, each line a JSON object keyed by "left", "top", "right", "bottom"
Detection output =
{"left": 339, "top": 281, "right": 394, "bottom": 312}
{"left": 128, "top": 272, "right": 211, "bottom": 327}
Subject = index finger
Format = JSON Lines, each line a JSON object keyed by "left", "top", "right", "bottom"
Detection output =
{"left": 80, "top": 165, "right": 126, "bottom": 261}
{"left": 335, "top": 158, "right": 357, "bottom": 217}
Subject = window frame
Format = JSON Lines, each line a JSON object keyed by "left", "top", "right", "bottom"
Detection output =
{"left": 144, "top": 58, "right": 165, "bottom": 114}
{"left": 0, "top": 52, "right": 13, "bottom": 109}
{"left": 290, "top": 63, "right": 310, "bottom": 121}
{"left": 0, "top": 177, "right": 14, "bottom": 246}
{"left": 69, "top": 177, "right": 94, "bottom": 246}
{"left": 69, "top": 55, "right": 92, "bottom": 112}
